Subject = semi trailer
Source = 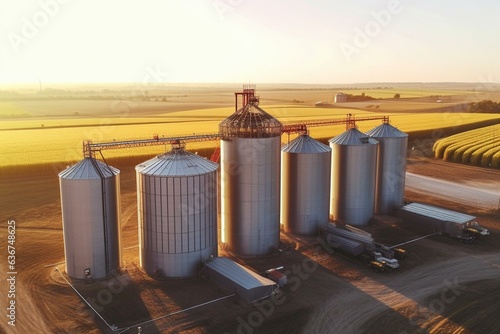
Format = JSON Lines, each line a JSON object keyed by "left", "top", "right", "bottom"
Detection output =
{"left": 322, "top": 223, "right": 401, "bottom": 271}
{"left": 397, "top": 203, "right": 489, "bottom": 243}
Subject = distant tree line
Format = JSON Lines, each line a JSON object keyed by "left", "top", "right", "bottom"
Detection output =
{"left": 345, "top": 93, "right": 376, "bottom": 102}
{"left": 0, "top": 90, "right": 20, "bottom": 97}
{"left": 0, "top": 88, "right": 173, "bottom": 102}
{"left": 0, "top": 93, "right": 171, "bottom": 102}
{"left": 337, "top": 87, "right": 393, "bottom": 90}
{"left": 468, "top": 100, "right": 500, "bottom": 113}
{"left": 0, "top": 95, "right": 167, "bottom": 101}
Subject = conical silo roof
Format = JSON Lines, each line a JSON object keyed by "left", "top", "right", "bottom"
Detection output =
{"left": 366, "top": 123, "right": 408, "bottom": 138}
{"left": 282, "top": 134, "right": 331, "bottom": 153}
{"left": 58, "top": 158, "right": 119, "bottom": 179}
{"left": 136, "top": 148, "right": 218, "bottom": 176}
{"left": 219, "top": 101, "right": 282, "bottom": 139}
{"left": 329, "top": 128, "right": 378, "bottom": 145}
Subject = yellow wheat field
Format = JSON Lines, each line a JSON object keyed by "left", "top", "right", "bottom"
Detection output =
{"left": 1, "top": 104, "right": 499, "bottom": 168}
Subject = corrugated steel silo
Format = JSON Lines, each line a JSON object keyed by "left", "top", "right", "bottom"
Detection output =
{"left": 59, "top": 158, "right": 122, "bottom": 279}
{"left": 136, "top": 146, "right": 218, "bottom": 277}
{"left": 329, "top": 128, "right": 378, "bottom": 226}
{"left": 281, "top": 134, "right": 331, "bottom": 235}
{"left": 219, "top": 99, "right": 282, "bottom": 256}
{"left": 366, "top": 122, "right": 408, "bottom": 214}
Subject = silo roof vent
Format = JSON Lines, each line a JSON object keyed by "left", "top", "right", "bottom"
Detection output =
{"left": 136, "top": 148, "right": 218, "bottom": 176}
{"left": 366, "top": 122, "right": 408, "bottom": 138}
{"left": 219, "top": 101, "right": 282, "bottom": 139}
{"left": 58, "top": 157, "right": 118, "bottom": 179}
{"left": 329, "top": 128, "right": 378, "bottom": 146}
{"left": 282, "top": 134, "right": 331, "bottom": 153}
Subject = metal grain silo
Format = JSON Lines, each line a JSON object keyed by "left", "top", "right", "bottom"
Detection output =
{"left": 329, "top": 128, "right": 378, "bottom": 226}
{"left": 136, "top": 146, "right": 218, "bottom": 277}
{"left": 281, "top": 134, "right": 331, "bottom": 235}
{"left": 219, "top": 99, "right": 282, "bottom": 256}
{"left": 366, "top": 122, "right": 408, "bottom": 214}
{"left": 59, "top": 158, "right": 122, "bottom": 279}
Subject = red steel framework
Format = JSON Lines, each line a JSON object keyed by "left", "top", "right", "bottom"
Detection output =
{"left": 281, "top": 115, "right": 389, "bottom": 144}
{"left": 83, "top": 86, "right": 390, "bottom": 161}
{"left": 234, "top": 84, "right": 259, "bottom": 112}
{"left": 83, "top": 115, "right": 389, "bottom": 159}
{"left": 83, "top": 133, "right": 222, "bottom": 158}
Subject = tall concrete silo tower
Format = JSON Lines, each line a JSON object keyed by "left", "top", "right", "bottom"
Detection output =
{"left": 329, "top": 127, "right": 378, "bottom": 226}
{"left": 219, "top": 86, "right": 282, "bottom": 256}
{"left": 281, "top": 134, "right": 331, "bottom": 235}
{"left": 366, "top": 122, "right": 408, "bottom": 214}
{"left": 136, "top": 144, "right": 218, "bottom": 277}
{"left": 59, "top": 158, "right": 122, "bottom": 279}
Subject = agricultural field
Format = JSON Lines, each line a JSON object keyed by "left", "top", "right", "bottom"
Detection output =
{"left": 2, "top": 84, "right": 498, "bottom": 171}
{"left": 2, "top": 84, "right": 500, "bottom": 334}
{"left": 334, "top": 88, "right": 475, "bottom": 99}
{"left": 309, "top": 112, "right": 500, "bottom": 141}
{"left": 0, "top": 118, "right": 221, "bottom": 168}
{"left": 332, "top": 97, "right": 471, "bottom": 114}
{"left": 2, "top": 101, "right": 500, "bottom": 169}
{"left": 433, "top": 124, "right": 500, "bottom": 168}
{"left": 0, "top": 99, "right": 229, "bottom": 118}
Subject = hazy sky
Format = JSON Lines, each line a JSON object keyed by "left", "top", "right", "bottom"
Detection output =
{"left": 1, "top": 0, "right": 499, "bottom": 84}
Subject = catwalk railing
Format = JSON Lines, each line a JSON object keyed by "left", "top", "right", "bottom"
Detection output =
{"left": 83, "top": 115, "right": 389, "bottom": 157}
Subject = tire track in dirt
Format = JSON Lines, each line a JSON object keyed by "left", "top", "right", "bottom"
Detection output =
{"left": 302, "top": 250, "right": 500, "bottom": 334}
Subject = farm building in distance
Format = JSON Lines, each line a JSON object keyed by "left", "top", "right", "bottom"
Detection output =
{"left": 334, "top": 92, "right": 347, "bottom": 103}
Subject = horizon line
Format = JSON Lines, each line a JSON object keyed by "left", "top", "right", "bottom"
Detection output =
{"left": 1, "top": 81, "right": 498, "bottom": 87}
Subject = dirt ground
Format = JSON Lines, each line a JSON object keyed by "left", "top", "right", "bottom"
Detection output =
{"left": 0, "top": 155, "right": 499, "bottom": 334}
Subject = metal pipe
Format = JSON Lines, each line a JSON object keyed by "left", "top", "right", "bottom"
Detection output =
{"left": 389, "top": 232, "right": 441, "bottom": 249}
{"left": 90, "top": 156, "right": 110, "bottom": 275}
